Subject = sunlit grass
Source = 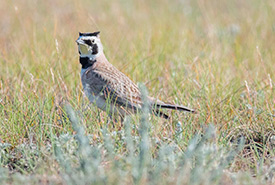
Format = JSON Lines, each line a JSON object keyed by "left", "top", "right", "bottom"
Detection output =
{"left": 0, "top": 0, "right": 275, "bottom": 184}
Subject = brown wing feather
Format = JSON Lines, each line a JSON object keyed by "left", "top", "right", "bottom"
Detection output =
{"left": 83, "top": 61, "right": 143, "bottom": 111}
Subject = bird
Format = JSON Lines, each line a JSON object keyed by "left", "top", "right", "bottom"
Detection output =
{"left": 76, "top": 31, "right": 195, "bottom": 122}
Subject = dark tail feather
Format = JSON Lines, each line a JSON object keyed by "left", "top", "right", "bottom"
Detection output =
{"left": 153, "top": 109, "right": 170, "bottom": 119}
{"left": 155, "top": 104, "right": 196, "bottom": 113}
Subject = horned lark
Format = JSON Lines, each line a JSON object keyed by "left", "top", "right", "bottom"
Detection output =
{"left": 76, "top": 31, "right": 195, "bottom": 121}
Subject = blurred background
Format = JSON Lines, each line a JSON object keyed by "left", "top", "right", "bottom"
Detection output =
{"left": 1, "top": 0, "right": 274, "bottom": 80}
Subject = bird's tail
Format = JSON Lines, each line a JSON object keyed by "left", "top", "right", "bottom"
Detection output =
{"left": 155, "top": 103, "right": 196, "bottom": 113}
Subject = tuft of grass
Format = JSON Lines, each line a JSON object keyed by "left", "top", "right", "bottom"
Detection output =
{"left": 51, "top": 97, "right": 246, "bottom": 185}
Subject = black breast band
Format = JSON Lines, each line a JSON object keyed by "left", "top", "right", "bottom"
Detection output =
{"left": 79, "top": 57, "right": 96, "bottom": 69}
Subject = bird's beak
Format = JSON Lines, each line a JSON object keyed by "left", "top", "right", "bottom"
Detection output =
{"left": 76, "top": 38, "right": 85, "bottom": 45}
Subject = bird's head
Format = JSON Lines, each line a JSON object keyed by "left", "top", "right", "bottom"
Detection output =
{"left": 76, "top": 31, "right": 103, "bottom": 59}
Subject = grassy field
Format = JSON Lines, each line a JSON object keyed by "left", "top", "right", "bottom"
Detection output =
{"left": 0, "top": 0, "right": 275, "bottom": 184}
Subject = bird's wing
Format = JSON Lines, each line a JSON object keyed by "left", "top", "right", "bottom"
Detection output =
{"left": 83, "top": 66, "right": 143, "bottom": 111}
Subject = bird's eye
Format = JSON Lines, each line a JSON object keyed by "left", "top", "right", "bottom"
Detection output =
{"left": 84, "top": 40, "right": 92, "bottom": 46}
{"left": 92, "top": 39, "right": 95, "bottom": 43}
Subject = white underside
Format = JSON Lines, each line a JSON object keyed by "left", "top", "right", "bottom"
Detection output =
{"left": 84, "top": 88, "right": 123, "bottom": 116}
{"left": 81, "top": 69, "right": 105, "bottom": 110}
{"left": 81, "top": 70, "right": 123, "bottom": 117}
{"left": 81, "top": 68, "right": 87, "bottom": 77}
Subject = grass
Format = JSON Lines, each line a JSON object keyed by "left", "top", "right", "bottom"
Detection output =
{"left": 0, "top": 0, "right": 275, "bottom": 184}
